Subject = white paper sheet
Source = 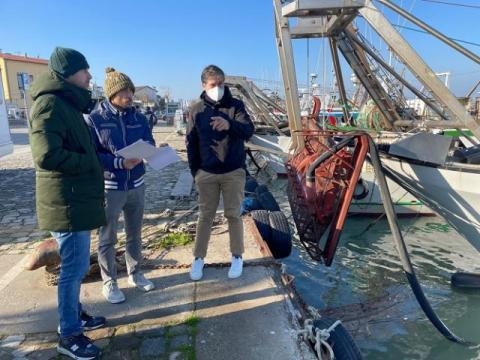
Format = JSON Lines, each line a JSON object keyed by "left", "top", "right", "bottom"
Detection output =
{"left": 115, "top": 140, "right": 157, "bottom": 159}
{"left": 116, "top": 140, "right": 181, "bottom": 171}
{"left": 146, "top": 146, "right": 181, "bottom": 171}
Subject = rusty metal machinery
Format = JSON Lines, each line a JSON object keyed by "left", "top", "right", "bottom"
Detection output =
{"left": 286, "top": 131, "right": 368, "bottom": 265}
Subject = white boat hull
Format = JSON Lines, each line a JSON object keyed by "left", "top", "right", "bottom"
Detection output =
{"left": 381, "top": 156, "right": 480, "bottom": 252}
{"left": 350, "top": 162, "right": 433, "bottom": 215}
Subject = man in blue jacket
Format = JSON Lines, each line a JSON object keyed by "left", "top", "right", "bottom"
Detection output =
{"left": 186, "top": 65, "right": 254, "bottom": 281}
{"left": 86, "top": 67, "right": 155, "bottom": 303}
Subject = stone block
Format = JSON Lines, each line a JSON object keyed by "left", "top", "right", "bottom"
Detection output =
{"left": 140, "top": 337, "right": 166, "bottom": 357}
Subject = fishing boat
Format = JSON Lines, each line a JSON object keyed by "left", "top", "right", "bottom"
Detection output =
{"left": 379, "top": 141, "right": 480, "bottom": 252}
{"left": 382, "top": 155, "right": 480, "bottom": 251}
{"left": 265, "top": 0, "right": 480, "bottom": 354}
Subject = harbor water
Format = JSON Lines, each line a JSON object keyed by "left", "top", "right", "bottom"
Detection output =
{"left": 270, "top": 178, "right": 480, "bottom": 360}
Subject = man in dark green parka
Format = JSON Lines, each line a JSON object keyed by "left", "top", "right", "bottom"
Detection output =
{"left": 29, "top": 47, "right": 106, "bottom": 360}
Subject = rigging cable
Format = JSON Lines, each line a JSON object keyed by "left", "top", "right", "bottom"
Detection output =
{"left": 393, "top": 24, "right": 480, "bottom": 47}
{"left": 391, "top": 0, "right": 417, "bottom": 70}
{"left": 421, "top": 0, "right": 480, "bottom": 9}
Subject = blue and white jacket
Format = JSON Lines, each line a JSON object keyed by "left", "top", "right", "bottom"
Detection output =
{"left": 86, "top": 101, "right": 155, "bottom": 191}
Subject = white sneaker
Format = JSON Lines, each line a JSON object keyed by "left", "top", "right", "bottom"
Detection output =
{"left": 102, "top": 281, "right": 125, "bottom": 304}
{"left": 128, "top": 273, "right": 155, "bottom": 292}
{"left": 228, "top": 256, "right": 243, "bottom": 279}
{"left": 190, "top": 258, "right": 204, "bottom": 281}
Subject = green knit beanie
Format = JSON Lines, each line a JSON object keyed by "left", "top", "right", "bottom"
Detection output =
{"left": 48, "top": 47, "right": 89, "bottom": 78}
{"left": 104, "top": 67, "right": 135, "bottom": 100}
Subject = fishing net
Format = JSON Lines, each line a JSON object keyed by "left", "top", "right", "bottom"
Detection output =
{"left": 286, "top": 131, "right": 369, "bottom": 264}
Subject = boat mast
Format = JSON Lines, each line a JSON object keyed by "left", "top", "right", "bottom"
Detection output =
{"left": 273, "top": 0, "right": 480, "bottom": 142}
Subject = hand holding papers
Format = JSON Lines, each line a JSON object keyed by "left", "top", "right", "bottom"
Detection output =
{"left": 116, "top": 140, "right": 181, "bottom": 171}
{"left": 124, "top": 158, "right": 142, "bottom": 170}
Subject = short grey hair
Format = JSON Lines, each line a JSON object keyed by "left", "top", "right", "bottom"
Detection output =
{"left": 201, "top": 65, "right": 225, "bottom": 84}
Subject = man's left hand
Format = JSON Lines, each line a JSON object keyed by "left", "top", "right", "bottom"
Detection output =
{"left": 210, "top": 116, "right": 230, "bottom": 131}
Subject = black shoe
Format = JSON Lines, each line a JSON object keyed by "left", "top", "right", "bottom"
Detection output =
{"left": 80, "top": 311, "right": 106, "bottom": 331}
{"left": 57, "top": 334, "right": 101, "bottom": 360}
{"left": 56, "top": 312, "right": 106, "bottom": 335}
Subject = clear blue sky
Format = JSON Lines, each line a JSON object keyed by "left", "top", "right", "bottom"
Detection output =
{"left": 0, "top": 0, "right": 478, "bottom": 100}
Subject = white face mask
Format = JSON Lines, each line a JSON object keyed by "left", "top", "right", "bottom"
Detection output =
{"left": 206, "top": 86, "right": 225, "bottom": 102}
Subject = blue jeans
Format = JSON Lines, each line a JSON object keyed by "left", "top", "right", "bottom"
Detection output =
{"left": 51, "top": 231, "right": 91, "bottom": 338}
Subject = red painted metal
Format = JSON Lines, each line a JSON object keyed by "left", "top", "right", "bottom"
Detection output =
{"left": 311, "top": 96, "right": 321, "bottom": 120}
{"left": 286, "top": 131, "right": 369, "bottom": 265}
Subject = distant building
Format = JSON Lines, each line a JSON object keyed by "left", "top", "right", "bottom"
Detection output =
{"left": 90, "top": 83, "right": 104, "bottom": 99}
{"left": 0, "top": 73, "right": 13, "bottom": 156}
{"left": 164, "top": 100, "right": 181, "bottom": 117}
{"left": 0, "top": 53, "right": 48, "bottom": 119}
{"left": 406, "top": 99, "right": 427, "bottom": 117}
{"left": 134, "top": 86, "right": 158, "bottom": 108}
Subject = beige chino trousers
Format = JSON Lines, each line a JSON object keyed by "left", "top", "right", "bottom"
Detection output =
{"left": 193, "top": 168, "right": 246, "bottom": 258}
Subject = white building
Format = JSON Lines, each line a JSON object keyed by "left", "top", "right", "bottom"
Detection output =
{"left": 134, "top": 86, "right": 158, "bottom": 108}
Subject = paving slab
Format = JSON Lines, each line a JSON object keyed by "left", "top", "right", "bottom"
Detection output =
{"left": 0, "top": 265, "right": 57, "bottom": 335}
{"left": 82, "top": 268, "right": 195, "bottom": 328}
{"left": 0, "top": 219, "right": 264, "bottom": 335}
{"left": 0, "top": 254, "right": 25, "bottom": 278}
{"left": 195, "top": 267, "right": 313, "bottom": 360}
{"left": 157, "top": 217, "right": 268, "bottom": 269}
{"left": 0, "top": 267, "right": 194, "bottom": 335}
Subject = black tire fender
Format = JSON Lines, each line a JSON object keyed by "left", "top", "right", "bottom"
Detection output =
{"left": 251, "top": 210, "right": 271, "bottom": 242}
{"left": 451, "top": 272, "right": 480, "bottom": 288}
{"left": 255, "top": 185, "right": 281, "bottom": 212}
{"left": 268, "top": 211, "right": 292, "bottom": 259}
{"left": 312, "top": 317, "right": 363, "bottom": 360}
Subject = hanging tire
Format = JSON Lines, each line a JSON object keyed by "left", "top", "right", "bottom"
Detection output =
{"left": 255, "top": 185, "right": 280, "bottom": 211}
{"left": 312, "top": 318, "right": 363, "bottom": 360}
{"left": 268, "top": 211, "right": 292, "bottom": 259}
{"left": 451, "top": 272, "right": 480, "bottom": 288}
{"left": 251, "top": 210, "right": 272, "bottom": 241}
